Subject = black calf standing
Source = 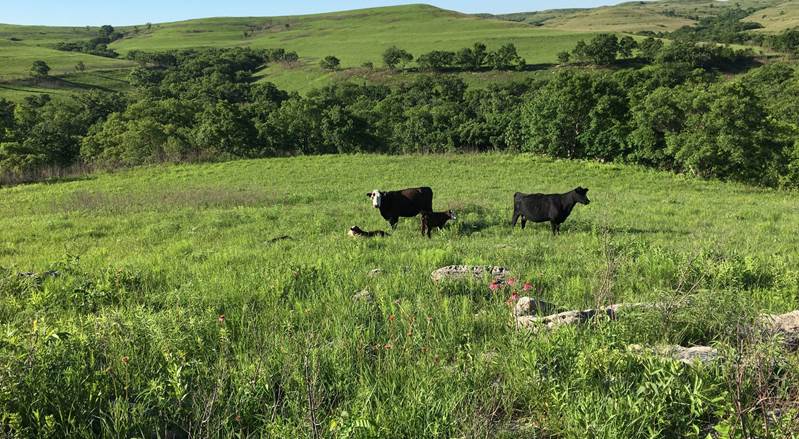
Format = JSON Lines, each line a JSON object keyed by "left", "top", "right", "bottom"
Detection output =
{"left": 421, "top": 210, "right": 456, "bottom": 238}
{"left": 511, "top": 187, "right": 590, "bottom": 235}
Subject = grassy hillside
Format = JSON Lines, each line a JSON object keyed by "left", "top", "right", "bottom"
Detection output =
{"left": 746, "top": 0, "right": 799, "bottom": 32}
{"left": 110, "top": 5, "right": 589, "bottom": 68}
{"left": 1, "top": 1, "right": 795, "bottom": 100}
{"left": 499, "top": 0, "right": 784, "bottom": 32}
{"left": 0, "top": 5, "right": 589, "bottom": 97}
{"left": 0, "top": 39, "right": 133, "bottom": 81}
{"left": 1, "top": 154, "right": 797, "bottom": 435}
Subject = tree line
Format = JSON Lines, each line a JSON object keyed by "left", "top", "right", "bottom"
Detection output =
{"left": 2, "top": 46, "right": 798, "bottom": 187}
{"left": 54, "top": 25, "right": 123, "bottom": 58}
{"left": 380, "top": 43, "right": 526, "bottom": 71}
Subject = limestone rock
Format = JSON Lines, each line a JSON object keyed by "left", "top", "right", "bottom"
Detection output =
{"left": 513, "top": 297, "right": 562, "bottom": 317}
{"left": 515, "top": 304, "right": 623, "bottom": 330}
{"left": 431, "top": 265, "right": 510, "bottom": 283}
{"left": 352, "top": 289, "right": 373, "bottom": 302}
{"left": 629, "top": 344, "right": 720, "bottom": 365}
{"left": 763, "top": 310, "right": 799, "bottom": 350}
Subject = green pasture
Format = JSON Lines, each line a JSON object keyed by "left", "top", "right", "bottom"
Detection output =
{"left": 1, "top": 154, "right": 797, "bottom": 436}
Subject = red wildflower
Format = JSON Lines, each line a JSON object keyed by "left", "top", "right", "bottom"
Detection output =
{"left": 523, "top": 282, "right": 533, "bottom": 291}
{"left": 489, "top": 282, "right": 500, "bottom": 291}
{"left": 506, "top": 293, "right": 519, "bottom": 304}
{"left": 507, "top": 278, "right": 517, "bottom": 286}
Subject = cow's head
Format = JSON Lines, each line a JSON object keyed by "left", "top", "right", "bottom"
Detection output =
{"left": 574, "top": 187, "right": 590, "bottom": 205}
{"left": 447, "top": 210, "right": 457, "bottom": 220}
{"left": 366, "top": 190, "right": 382, "bottom": 208}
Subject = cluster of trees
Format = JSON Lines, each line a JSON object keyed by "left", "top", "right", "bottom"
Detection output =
{"left": 561, "top": 33, "right": 755, "bottom": 70}
{"left": 561, "top": 34, "right": 640, "bottom": 65}
{"left": 643, "top": 7, "right": 799, "bottom": 55}
{"left": 667, "top": 8, "right": 764, "bottom": 45}
{"left": 54, "top": 25, "right": 122, "bottom": 58}
{"left": 2, "top": 47, "right": 798, "bottom": 187}
{"left": 768, "top": 29, "right": 799, "bottom": 55}
{"left": 382, "top": 42, "right": 526, "bottom": 71}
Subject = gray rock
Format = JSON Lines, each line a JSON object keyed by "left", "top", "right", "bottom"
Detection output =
{"left": 352, "top": 289, "right": 372, "bottom": 302}
{"left": 515, "top": 304, "right": 623, "bottom": 330}
{"left": 431, "top": 265, "right": 511, "bottom": 283}
{"left": 629, "top": 344, "right": 720, "bottom": 365}
{"left": 513, "top": 297, "right": 562, "bottom": 317}
{"left": 762, "top": 310, "right": 799, "bottom": 350}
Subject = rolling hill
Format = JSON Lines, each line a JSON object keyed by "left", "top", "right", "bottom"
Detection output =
{"left": 497, "top": 0, "right": 786, "bottom": 32}
{"left": 1, "top": 1, "right": 797, "bottom": 99}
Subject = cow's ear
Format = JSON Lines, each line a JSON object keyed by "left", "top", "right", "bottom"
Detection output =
{"left": 366, "top": 192, "right": 373, "bottom": 198}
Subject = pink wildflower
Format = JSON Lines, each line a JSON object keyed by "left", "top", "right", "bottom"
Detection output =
{"left": 506, "top": 293, "right": 519, "bottom": 304}
{"left": 507, "top": 278, "right": 517, "bottom": 287}
{"left": 489, "top": 282, "right": 500, "bottom": 291}
{"left": 522, "top": 282, "right": 533, "bottom": 291}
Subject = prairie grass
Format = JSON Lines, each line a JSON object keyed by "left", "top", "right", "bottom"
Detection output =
{"left": 0, "top": 153, "right": 798, "bottom": 436}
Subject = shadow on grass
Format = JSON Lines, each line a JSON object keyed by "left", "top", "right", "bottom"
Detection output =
{"left": 450, "top": 203, "right": 505, "bottom": 236}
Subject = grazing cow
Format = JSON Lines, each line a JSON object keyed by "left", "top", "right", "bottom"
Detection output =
{"left": 421, "top": 210, "right": 456, "bottom": 238}
{"left": 367, "top": 187, "right": 433, "bottom": 229}
{"left": 511, "top": 187, "right": 590, "bottom": 235}
{"left": 348, "top": 226, "right": 390, "bottom": 238}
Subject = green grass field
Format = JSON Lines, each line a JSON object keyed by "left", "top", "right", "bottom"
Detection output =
{"left": 2, "top": 1, "right": 795, "bottom": 100}
{"left": 0, "top": 39, "right": 133, "bottom": 81}
{"left": 747, "top": 1, "right": 799, "bottom": 32}
{"left": 1, "top": 154, "right": 797, "bottom": 436}
{"left": 501, "top": 0, "right": 785, "bottom": 32}
{"left": 0, "top": 5, "right": 590, "bottom": 98}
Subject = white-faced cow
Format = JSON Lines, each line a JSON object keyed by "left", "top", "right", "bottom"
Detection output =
{"left": 367, "top": 187, "right": 433, "bottom": 229}
{"left": 420, "top": 210, "right": 456, "bottom": 238}
{"left": 511, "top": 187, "right": 590, "bottom": 235}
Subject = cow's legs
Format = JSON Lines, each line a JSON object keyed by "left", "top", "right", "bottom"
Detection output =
{"left": 550, "top": 221, "right": 557, "bottom": 235}
{"left": 511, "top": 211, "right": 520, "bottom": 227}
{"left": 520, "top": 216, "right": 527, "bottom": 230}
{"left": 389, "top": 218, "right": 399, "bottom": 229}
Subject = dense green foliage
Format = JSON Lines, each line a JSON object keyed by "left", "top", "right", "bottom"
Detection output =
{"left": 2, "top": 43, "right": 796, "bottom": 188}
{"left": 29, "top": 60, "right": 50, "bottom": 78}
{"left": 0, "top": 154, "right": 797, "bottom": 436}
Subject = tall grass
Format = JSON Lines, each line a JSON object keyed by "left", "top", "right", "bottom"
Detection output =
{"left": 0, "top": 154, "right": 797, "bottom": 436}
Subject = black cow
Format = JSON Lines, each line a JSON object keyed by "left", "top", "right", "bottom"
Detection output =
{"left": 420, "top": 210, "right": 456, "bottom": 238}
{"left": 367, "top": 187, "right": 433, "bottom": 229}
{"left": 511, "top": 187, "right": 590, "bottom": 235}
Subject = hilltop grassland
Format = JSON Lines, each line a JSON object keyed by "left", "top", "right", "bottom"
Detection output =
{"left": 110, "top": 5, "right": 590, "bottom": 67}
{"left": 0, "top": 39, "right": 133, "bottom": 81}
{"left": 1, "top": 154, "right": 798, "bottom": 436}
{"left": 0, "top": 5, "right": 590, "bottom": 97}
{"left": 746, "top": 1, "right": 799, "bottom": 32}
{"left": 501, "top": 0, "right": 784, "bottom": 32}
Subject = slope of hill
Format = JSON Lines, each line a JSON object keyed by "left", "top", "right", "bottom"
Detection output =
{"left": 110, "top": 4, "right": 588, "bottom": 67}
{"left": 498, "top": 0, "right": 784, "bottom": 33}
{"left": 0, "top": 4, "right": 591, "bottom": 98}
{"left": 0, "top": 1, "right": 794, "bottom": 100}
{"left": 746, "top": 0, "right": 799, "bottom": 32}
{"left": 0, "top": 38, "right": 133, "bottom": 81}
